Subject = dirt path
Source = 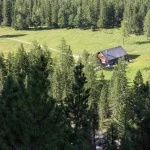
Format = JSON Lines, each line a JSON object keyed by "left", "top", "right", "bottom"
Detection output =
{"left": 7, "top": 37, "right": 80, "bottom": 58}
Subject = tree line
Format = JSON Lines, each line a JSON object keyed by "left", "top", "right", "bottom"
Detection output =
{"left": 0, "top": 0, "right": 150, "bottom": 34}
{"left": 0, "top": 39, "right": 150, "bottom": 149}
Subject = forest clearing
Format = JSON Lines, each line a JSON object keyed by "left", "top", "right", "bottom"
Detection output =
{"left": 1, "top": 0, "right": 150, "bottom": 149}
{"left": 0, "top": 27, "right": 150, "bottom": 82}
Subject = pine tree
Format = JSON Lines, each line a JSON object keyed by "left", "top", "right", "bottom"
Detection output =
{"left": 121, "top": 20, "right": 129, "bottom": 44}
{"left": 23, "top": 44, "right": 55, "bottom": 149}
{"left": 107, "top": 2, "right": 115, "bottom": 28}
{"left": 99, "top": 84, "right": 109, "bottom": 128}
{"left": 0, "top": 0, "right": 2, "bottom": 24}
{"left": 109, "top": 58, "right": 132, "bottom": 149}
{"left": 64, "top": 61, "right": 92, "bottom": 149}
{"left": 114, "top": 0, "right": 124, "bottom": 27}
{"left": 68, "top": 14, "right": 75, "bottom": 28}
{"left": 45, "top": 0, "right": 52, "bottom": 28}
{"left": 82, "top": 53, "right": 101, "bottom": 149}
{"left": 123, "top": 1, "right": 134, "bottom": 34}
{"left": 2, "top": 0, "right": 12, "bottom": 26}
{"left": 144, "top": 10, "right": 150, "bottom": 40}
{"left": 6, "top": 52, "right": 15, "bottom": 74}
{"left": 97, "top": 0, "right": 107, "bottom": 28}
{"left": 32, "top": 3, "right": 41, "bottom": 29}
{"left": 58, "top": 38, "right": 74, "bottom": 99}
{"left": 52, "top": 57, "right": 64, "bottom": 101}
{"left": 0, "top": 44, "right": 60, "bottom": 149}
{"left": 51, "top": 0, "right": 59, "bottom": 28}
{"left": 58, "top": 8, "right": 66, "bottom": 28}
{"left": 81, "top": 50, "right": 89, "bottom": 66}
{"left": 1, "top": 73, "right": 20, "bottom": 149}
{"left": 12, "top": 0, "right": 29, "bottom": 30}
{"left": 74, "top": 5, "right": 82, "bottom": 28}
{"left": 131, "top": 70, "right": 150, "bottom": 150}
{"left": 83, "top": 53, "right": 100, "bottom": 112}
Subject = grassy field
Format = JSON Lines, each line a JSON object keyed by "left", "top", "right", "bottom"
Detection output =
{"left": 0, "top": 26, "right": 150, "bottom": 83}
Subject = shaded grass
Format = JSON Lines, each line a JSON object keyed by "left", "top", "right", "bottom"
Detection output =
{"left": 0, "top": 27, "right": 150, "bottom": 82}
{"left": 0, "top": 34, "right": 27, "bottom": 38}
{"left": 136, "top": 41, "right": 150, "bottom": 45}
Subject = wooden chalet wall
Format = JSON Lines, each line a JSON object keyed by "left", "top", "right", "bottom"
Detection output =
{"left": 98, "top": 53, "right": 108, "bottom": 64}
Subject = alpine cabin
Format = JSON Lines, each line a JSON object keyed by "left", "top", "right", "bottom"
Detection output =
{"left": 97, "top": 46, "right": 128, "bottom": 65}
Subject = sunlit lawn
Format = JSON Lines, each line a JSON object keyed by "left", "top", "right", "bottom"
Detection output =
{"left": 0, "top": 26, "right": 150, "bottom": 82}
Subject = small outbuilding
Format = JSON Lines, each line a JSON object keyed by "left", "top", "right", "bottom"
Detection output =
{"left": 97, "top": 46, "right": 128, "bottom": 65}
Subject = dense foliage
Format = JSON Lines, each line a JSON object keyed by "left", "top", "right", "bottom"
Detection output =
{"left": 0, "top": 40, "right": 150, "bottom": 149}
{"left": 0, "top": 0, "right": 150, "bottom": 35}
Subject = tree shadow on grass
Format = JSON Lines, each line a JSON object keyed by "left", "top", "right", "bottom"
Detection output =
{"left": 136, "top": 41, "right": 150, "bottom": 45}
{"left": 143, "top": 67, "right": 150, "bottom": 71}
{"left": 26, "top": 27, "right": 51, "bottom": 31}
{"left": 0, "top": 34, "right": 27, "bottom": 38}
{"left": 128, "top": 54, "right": 140, "bottom": 59}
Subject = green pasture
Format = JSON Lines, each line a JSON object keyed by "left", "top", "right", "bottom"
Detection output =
{"left": 0, "top": 26, "right": 150, "bottom": 82}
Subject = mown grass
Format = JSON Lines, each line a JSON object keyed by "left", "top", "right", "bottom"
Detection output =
{"left": 0, "top": 26, "right": 150, "bottom": 82}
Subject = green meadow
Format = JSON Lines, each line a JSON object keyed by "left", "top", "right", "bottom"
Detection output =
{"left": 0, "top": 26, "right": 150, "bottom": 82}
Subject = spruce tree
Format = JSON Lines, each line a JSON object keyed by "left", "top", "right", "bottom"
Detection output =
{"left": 64, "top": 61, "right": 92, "bottom": 149}
{"left": 51, "top": 0, "right": 58, "bottom": 28}
{"left": 58, "top": 8, "right": 66, "bottom": 28}
{"left": 45, "top": 0, "right": 52, "bottom": 28}
{"left": 74, "top": 6, "right": 82, "bottom": 28}
{"left": 32, "top": 4, "right": 41, "bottom": 29}
{"left": 81, "top": 50, "right": 89, "bottom": 66}
{"left": 109, "top": 58, "right": 132, "bottom": 149}
{"left": 12, "top": 0, "right": 29, "bottom": 30}
{"left": 2, "top": 0, "right": 12, "bottom": 26}
{"left": 1, "top": 73, "right": 20, "bottom": 149}
{"left": 99, "top": 84, "right": 109, "bottom": 128}
{"left": 82, "top": 53, "right": 101, "bottom": 149}
{"left": 68, "top": 14, "right": 75, "bottom": 28}
{"left": 52, "top": 57, "right": 64, "bottom": 101}
{"left": 0, "top": 0, "right": 2, "bottom": 24}
{"left": 121, "top": 20, "right": 129, "bottom": 44}
{"left": 131, "top": 70, "right": 150, "bottom": 149}
{"left": 58, "top": 38, "right": 74, "bottom": 99}
{"left": 114, "top": 0, "right": 124, "bottom": 27}
{"left": 144, "top": 10, "right": 150, "bottom": 40}
{"left": 0, "top": 44, "right": 59, "bottom": 149}
{"left": 97, "top": 0, "right": 107, "bottom": 28}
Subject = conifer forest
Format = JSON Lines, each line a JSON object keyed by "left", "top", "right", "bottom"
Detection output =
{"left": 0, "top": 0, "right": 150, "bottom": 150}
{"left": 0, "top": 0, "right": 150, "bottom": 34}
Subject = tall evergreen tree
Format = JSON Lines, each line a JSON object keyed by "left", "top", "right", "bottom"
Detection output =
{"left": 51, "top": 0, "right": 59, "bottom": 28}
{"left": 59, "top": 38, "right": 74, "bottom": 98}
{"left": 108, "top": 58, "right": 132, "bottom": 149}
{"left": 144, "top": 10, "right": 150, "bottom": 40}
{"left": 45, "top": 0, "right": 52, "bottom": 28}
{"left": 64, "top": 61, "right": 92, "bottom": 149}
{"left": 74, "top": 4, "right": 83, "bottom": 28}
{"left": 0, "top": 0, "right": 2, "bottom": 24}
{"left": 97, "top": 0, "right": 107, "bottom": 28}
{"left": 52, "top": 57, "right": 64, "bottom": 101}
{"left": 131, "top": 70, "right": 150, "bottom": 150}
{"left": 121, "top": 20, "right": 129, "bottom": 44}
{"left": 0, "top": 44, "right": 60, "bottom": 149}
{"left": 2, "top": 0, "right": 12, "bottom": 26}
{"left": 82, "top": 52, "right": 101, "bottom": 149}
{"left": 99, "top": 84, "right": 109, "bottom": 128}
{"left": 32, "top": 3, "right": 41, "bottom": 29}
{"left": 58, "top": 8, "right": 66, "bottom": 28}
